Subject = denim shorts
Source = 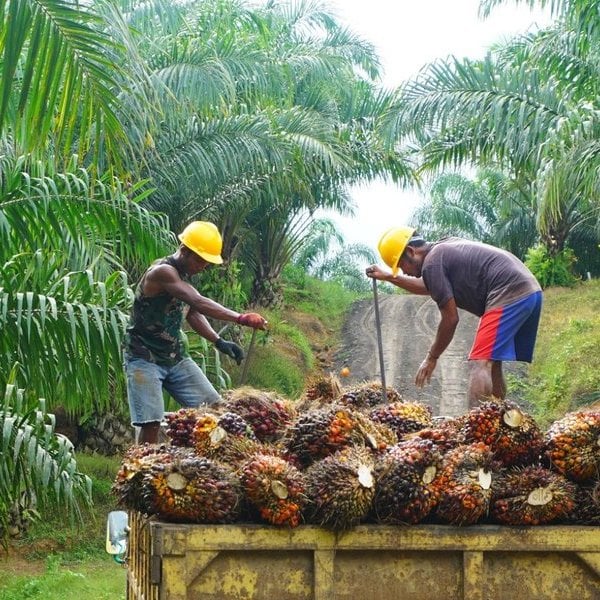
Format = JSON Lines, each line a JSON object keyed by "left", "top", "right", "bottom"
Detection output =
{"left": 125, "top": 355, "right": 221, "bottom": 426}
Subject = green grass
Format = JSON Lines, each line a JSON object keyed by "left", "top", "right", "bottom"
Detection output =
{"left": 227, "top": 276, "right": 362, "bottom": 398}
{"left": 515, "top": 280, "right": 600, "bottom": 425}
{"left": 0, "top": 453, "right": 125, "bottom": 599}
{"left": 0, "top": 555, "right": 126, "bottom": 600}
{"left": 283, "top": 276, "right": 364, "bottom": 331}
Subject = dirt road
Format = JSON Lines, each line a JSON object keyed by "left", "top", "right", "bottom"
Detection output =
{"left": 335, "top": 293, "right": 480, "bottom": 416}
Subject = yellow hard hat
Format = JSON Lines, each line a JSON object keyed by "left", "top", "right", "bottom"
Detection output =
{"left": 378, "top": 226, "right": 417, "bottom": 276}
{"left": 178, "top": 221, "right": 224, "bottom": 264}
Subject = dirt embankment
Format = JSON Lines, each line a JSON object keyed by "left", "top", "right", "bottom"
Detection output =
{"left": 334, "top": 294, "right": 480, "bottom": 416}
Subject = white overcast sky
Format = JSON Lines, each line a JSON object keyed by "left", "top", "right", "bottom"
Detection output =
{"left": 318, "top": 0, "right": 553, "bottom": 252}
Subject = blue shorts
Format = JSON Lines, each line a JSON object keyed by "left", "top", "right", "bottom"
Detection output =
{"left": 125, "top": 355, "right": 221, "bottom": 426}
{"left": 469, "top": 291, "right": 543, "bottom": 363}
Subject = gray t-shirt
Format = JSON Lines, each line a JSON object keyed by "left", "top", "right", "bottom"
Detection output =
{"left": 421, "top": 238, "right": 541, "bottom": 316}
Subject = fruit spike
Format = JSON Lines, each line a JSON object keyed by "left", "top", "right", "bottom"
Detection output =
{"left": 459, "top": 399, "right": 544, "bottom": 466}
{"left": 339, "top": 380, "right": 402, "bottom": 410}
{"left": 143, "top": 451, "right": 241, "bottom": 523}
{"left": 223, "top": 387, "right": 295, "bottom": 442}
{"left": 370, "top": 401, "right": 433, "bottom": 438}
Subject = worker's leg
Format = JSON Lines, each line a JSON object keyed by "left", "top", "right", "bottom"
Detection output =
{"left": 125, "top": 355, "right": 167, "bottom": 445}
{"left": 138, "top": 422, "right": 161, "bottom": 444}
{"left": 468, "top": 292, "right": 542, "bottom": 409}
{"left": 491, "top": 361, "right": 506, "bottom": 399}
{"left": 164, "top": 357, "right": 221, "bottom": 408}
{"left": 467, "top": 360, "right": 493, "bottom": 408}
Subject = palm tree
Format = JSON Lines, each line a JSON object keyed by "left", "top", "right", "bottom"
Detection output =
{"left": 412, "top": 170, "right": 538, "bottom": 259}
{"left": 115, "top": 0, "right": 414, "bottom": 304}
{"left": 397, "top": 0, "right": 600, "bottom": 271}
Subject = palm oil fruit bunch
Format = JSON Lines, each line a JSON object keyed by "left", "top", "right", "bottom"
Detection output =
{"left": 460, "top": 399, "right": 543, "bottom": 466}
{"left": 299, "top": 374, "right": 342, "bottom": 409}
{"left": 412, "top": 417, "right": 463, "bottom": 452}
{"left": 352, "top": 411, "right": 397, "bottom": 453}
{"left": 569, "top": 480, "right": 600, "bottom": 525}
{"left": 143, "top": 451, "right": 241, "bottom": 523}
{"left": 339, "top": 381, "right": 402, "bottom": 410}
{"left": 491, "top": 465, "right": 576, "bottom": 525}
{"left": 192, "top": 412, "right": 256, "bottom": 457}
{"left": 434, "top": 442, "right": 497, "bottom": 525}
{"left": 304, "top": 446, "right": 376, "bottom": 530}
{"left": 113, "top": 444, "right": 177, "bottom": 512}
{"left": 224, "top": 387, "right": 295, "bottom": 442}
{"left": 370, "top": 401, "right": 433, "bottom": 438}
{"left": 544, "top": 411, "right": 600, "bottom": 482}
{"left": 165, "top": 408, "right": 200, "bottom": 446}
{"left": 373, "top": 439, "right": 443, "bottom": 524}
{"left": 241, "top": 453, "right": 306, "bottom": 527}
{"left": 284, "top": 405, "right": 357, "bottom": 467}
{"left": 492, "top": 408, "right": 544, "bottom": 467}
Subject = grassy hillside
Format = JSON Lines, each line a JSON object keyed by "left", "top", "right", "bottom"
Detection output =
{"left": 514, "top": 279, "right": 600, "bottom": 425}
{"left": 228, "top": 276, "right": 364, "bottom": 397}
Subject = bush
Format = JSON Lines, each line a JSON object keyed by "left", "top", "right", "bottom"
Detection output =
{"left": 524, "top": 245, "right": 578, "bottom": 288}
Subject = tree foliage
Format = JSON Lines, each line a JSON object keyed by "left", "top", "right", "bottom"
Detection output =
{"left": 398, "top": 0, "right": 600, "bottom": 273}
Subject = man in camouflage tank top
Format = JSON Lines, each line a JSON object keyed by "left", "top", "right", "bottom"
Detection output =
{"left": 125, "top": 221, "right": 267, "bottom": 443}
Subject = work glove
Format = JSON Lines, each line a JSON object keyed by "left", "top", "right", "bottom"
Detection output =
{"left": 237, "top": 312, "right": 268, "bottom": 329}
{"left": 215, "top": 338, "right": 245, "bottom": 365}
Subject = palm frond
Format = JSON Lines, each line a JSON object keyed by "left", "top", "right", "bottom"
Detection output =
{"left": 0, "top": 384, "right": 92, "bottom": 538}
{"left": 0, "top": 0, "right": 126, "bottom": 161}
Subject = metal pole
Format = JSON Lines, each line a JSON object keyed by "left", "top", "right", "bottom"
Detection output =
{"left": 239, "top": 328, "right": 258, "bottom": 386}
{"left": 371, "top": 278, "right": 387, "bottom": 402}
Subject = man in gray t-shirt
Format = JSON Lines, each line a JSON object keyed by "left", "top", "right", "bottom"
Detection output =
{"left": 366, "top": 227, "right": 542, "bottom": 407}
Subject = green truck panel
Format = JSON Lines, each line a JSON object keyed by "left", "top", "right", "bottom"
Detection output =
{"left": 126, "top": 511, "right": 600, "bottom": 600}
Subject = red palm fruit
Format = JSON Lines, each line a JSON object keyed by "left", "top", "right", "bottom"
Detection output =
{"left": 285, "top": 405, "right": 394, "bottom": 467}
{"left": 165, "top": 408, "right": 201, "bottom": 447}
{"left": 192, "top": 412, "right": 256, "bottom": 457}
{"left": 370, "top": 401, "right": 433, "bottom": 438}
{"left": 434, "top": 442, "right": 498, "bottom": 525}
{"left": 460, "top": 399, "right": 544, "bottom": 466}
{"left": 112, "top": 444, "right": 179, "bottom": 512}
{"left": 223, "top": 387, "right": 295, "bottom": 442}
{"left": 241, "top": 453, "right": 306, "bottom": 527}
{"left": 545, "top": 411, "right": 600, "bottom": 482}
{"left": 373, "top": 439, "right": 443, "bottom": 524}
{"left": 143, "top": 451, "right": 241, "bottom": 523}
{"left": 339, "top": 381, "right": 402, "bottom": 410}
{"left": 568, "top": 480, "right": 600, "bottom": 525}
{"left": 492, "top": 465, "right": 576, "bottom": 525}
{"left": 304, "top": 446, "right": 376, "bottom": 530}
{"left": 411, "top": 417, "right": 464, "bottom": 452}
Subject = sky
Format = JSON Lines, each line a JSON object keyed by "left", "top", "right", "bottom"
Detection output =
{"left": 319, "top": 0, "right": 553, "bottom": 252}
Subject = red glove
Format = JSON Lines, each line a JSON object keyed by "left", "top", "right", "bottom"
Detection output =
{"left": 237, "top": 312, "right": 267, "bottom": 329}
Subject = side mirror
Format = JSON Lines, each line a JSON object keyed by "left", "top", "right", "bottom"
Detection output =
{"left": 106, "top": 510, "right": 129, "bottom": 563}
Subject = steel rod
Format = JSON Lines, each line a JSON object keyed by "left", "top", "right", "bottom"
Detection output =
{"left": 371, "top": 278, "right": 387, "bottom": 402}
{"left": 239, "top": 327, "right": 258, "bottom": 386}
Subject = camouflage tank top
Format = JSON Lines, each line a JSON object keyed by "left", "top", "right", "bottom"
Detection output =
{"left": 125, "top": 256, "right": 189, "bottom": 366}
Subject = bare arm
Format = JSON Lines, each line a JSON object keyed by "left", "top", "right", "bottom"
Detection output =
{"left": 415, "top": 298, "right": 460, "bottom": 387}
{"left": 365, "top": 265, "right": 429, "bottom": 295}
{"left": 145, "top": 264, "right": 240, "bottom": 322}
{"left": 187, "top": 310, "right": 220, "bottom": 343}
